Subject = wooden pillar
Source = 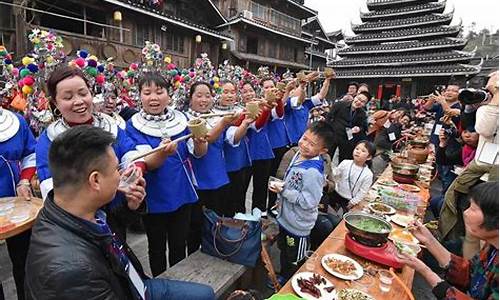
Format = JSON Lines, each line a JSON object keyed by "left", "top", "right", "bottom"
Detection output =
{"left": 376, "top": 84, "right": 383, "bottom": 100}
{"left": 13, "top": 0, "right": 27, "bottom": 56}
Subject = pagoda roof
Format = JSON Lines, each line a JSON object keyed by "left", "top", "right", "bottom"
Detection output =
{"left": 352, "top": 12, "right": 453, "bottom": 33}
{"left": 345, "top": 25, "right": 460, "bottom": 44}
{"left": 330, "top": 63, "right": 481, "bottom": 78}
{"left": 361, "top": 1, "right": 446, "bottom": 21}
{"left": 327, "top": 30, "right": 344, "bottom": 41}
{"left": 338, "top": 38, "right": 466, "bottom": 55}
{"left": 331, "top": 50, "right": 475, "bottom": 68}
{"left": 367, "top": 0, "right": 434, "bottom": 10}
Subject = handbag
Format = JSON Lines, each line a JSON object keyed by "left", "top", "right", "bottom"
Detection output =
{"left": 201, "top": 209, "right": 261, "bottom": 267}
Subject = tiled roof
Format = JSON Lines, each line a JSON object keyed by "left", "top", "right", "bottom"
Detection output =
{"left": 331, "top": 50, "right": 474, "bottom": 68}
{"left": 361, "top": 1, "right": 446, "bottom": 21}
{"left": 353, "top": 12, "right": 453, "bottom": 33}
{"left": 218, "top": 15, "right": 314, "bottom": 44}
{"left": 367, "top": 0, "right": 431, "bottom": 9}
{"left": 338, "top": 38, "right": 466, "bottom": 55}
{"left": 345, "top": 25, "right": 460, "bottom": 44}
{"left": 330, "top": 63, "right": 481, "bottom": 78}
{"left": 104, "top": 0, "right": 232, "bottom": 39}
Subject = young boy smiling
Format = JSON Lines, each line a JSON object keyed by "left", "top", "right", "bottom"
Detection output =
{"left": 269, "top": 121, "right": 334, "bottom": 280}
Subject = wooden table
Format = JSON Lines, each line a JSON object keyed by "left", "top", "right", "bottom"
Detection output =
{"left": 278, "top": 166, "right": 430, "bottom": 299}
{"left": 0, "top": 197, "right": 43, "bottom": 240}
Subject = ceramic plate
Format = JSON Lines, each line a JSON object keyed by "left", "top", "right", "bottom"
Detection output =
{"left": 389, "top": 228, "right": 419, "bottom": 245}
{"left": 367, "top": 202, "right": 396, "bottom": 215}
{"left": 399, "top": 184, "right": 421, "bottom": 193}
{"left": 321, "top": 254, "right": 363, "bottom": 280}
{"left": 391, "top": 214, "right": 415, "bottom": 228}
{"left": 378, "top": 179, "right": 399, "bottom": 187}
{"left": 291, "top": 272, "right": 336, "bottom": 300}
{"left": 334, "top": 288, "right": 374, "bottom": 300}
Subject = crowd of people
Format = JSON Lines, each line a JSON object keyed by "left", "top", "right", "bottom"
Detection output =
{"left": 0, "top": 33, "right": 499, "bottom": 300}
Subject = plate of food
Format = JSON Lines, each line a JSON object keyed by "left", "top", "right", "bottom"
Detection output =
{"left": 334, "top": 288, "right": 374, "bottom": 300}
{"left": 367, "top": 202, "right": 396, "bottom": 215}
{"left": 394, "top": 241, "right": 421, "bottom": 257}
{"left": 321, "top": 254, "right": 363, "bottom": 280}
{"left": 389, "top": 228, "right": 419, "bottom": 245}
{"left": 291, "top": 272, "right": 335, "bottom": 300}
{"left": 390, "top": 214, "right": 414, "bottom": 228}
{"left": 378, "top": 179, "right": 399, "bottom": 187}
{"left": 399, "top": 184, "right": 421, "bottom": 193}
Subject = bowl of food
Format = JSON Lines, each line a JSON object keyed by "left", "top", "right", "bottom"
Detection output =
{"left": 394, "top": 241, "right": 421, "bottom": 257}
{"left": 367, "top": 202, "right": 396, "bottom": 215}
{"left": 344, "top": 213, "right": 392, "bottom": 247}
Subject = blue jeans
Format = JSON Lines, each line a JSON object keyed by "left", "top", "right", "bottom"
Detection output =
{"left": 145, "top": 278, "right": 215, "bottom": 300}
{"left": 438, "top": 164, "right": 456, "bottom": 191}
{"left": 429, "top": 195, "right": 445, "bottom": 218}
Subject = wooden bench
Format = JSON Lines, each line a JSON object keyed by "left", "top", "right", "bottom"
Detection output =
{"left": 158, "top": 250, "right": 248, "bottom": 299}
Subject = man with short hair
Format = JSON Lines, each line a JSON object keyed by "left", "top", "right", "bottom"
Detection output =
{"left": 326, "top": 91, "right": 370, "bottom": 162}
{"left": 25, "top": 125, "right": 215, "bottom": 300}
{"left": 424, "top": 81, "right": 462, "bottom": 190}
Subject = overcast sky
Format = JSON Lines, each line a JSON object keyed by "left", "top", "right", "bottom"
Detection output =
{"left": 304, "top": 0, "right": 500, "bottom": 36}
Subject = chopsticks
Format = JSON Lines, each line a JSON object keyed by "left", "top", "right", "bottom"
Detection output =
{"left": 405, "top": 220, "right": 438, "bottom": 231}
{"left": 197, "top": 112, "right": 236, "bottom": 118}
{"left": 127, "top": 134, "right": 193, "bottom": 163}
{"left": 390, "top": 268, "right": 415, "bottom": 300}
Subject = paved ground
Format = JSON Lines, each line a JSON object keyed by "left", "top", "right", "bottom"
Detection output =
{"left": 0, "top": 179, "right": 439, "bottom": 299}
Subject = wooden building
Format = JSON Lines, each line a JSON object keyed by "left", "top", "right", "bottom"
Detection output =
{"left": 302, "top": 16, "right": 337, "bottom": 70}
{"left": 329, "top": 0, "right": 481, "bottom": 99}
{"left": 1, "top": 0, "right": 232, "bottom": 67}
{"left": 213, "top": 0, "right": 318, "bottom": 73}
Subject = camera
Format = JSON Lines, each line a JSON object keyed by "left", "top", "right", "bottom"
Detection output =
{"left": 442, "top": 126, "right": 457, "bottom": 138}
{"left": 458, "top": 88, "right": 490, "bottom": 105}
{"left": 434, "top": 85, "right": 446, "bottom": 93}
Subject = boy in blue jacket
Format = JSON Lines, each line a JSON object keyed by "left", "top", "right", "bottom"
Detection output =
{"left": 269, "top": 121, "right": 334, "bottom": 280}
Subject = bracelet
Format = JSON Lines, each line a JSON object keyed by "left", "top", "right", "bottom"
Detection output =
{"left": 16, "top": 179, "right": 31, "bottom": 187}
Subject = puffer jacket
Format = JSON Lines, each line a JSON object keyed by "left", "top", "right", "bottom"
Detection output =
{"left": 25, "top": 193, "right": 148, "bottom": 300}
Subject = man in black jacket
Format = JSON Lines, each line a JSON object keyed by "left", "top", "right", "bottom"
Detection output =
{"left": 25, "top": 126, "right": 215, "bottom": 300}
{"left": 326, "top": 91, "right": 370, "bottom": 162}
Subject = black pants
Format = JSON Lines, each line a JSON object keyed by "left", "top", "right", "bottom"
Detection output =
{"left": 226, "top": 167, "right": 251, "bottom": 216}
{"left": 330, "top": 141, "right": 354, "bottom": 164}
{"left": 142, "top": 204, "right": 191, "bottom": 277}
{"left": 268, "top": 146, "right": 289, "bottom": 210}
{"left": 247, "top": 159, "right": 273, "bottom": 211}
{"left": 188, "top": 186, "right": 228, "bottom": 255}
{"left": 277, "top": 228, "right": 309, "bottom": 280}
{"left": 310, "top": 213, "right": 341, "bottom": 250}
{"left": 6, "top": 229, "right": 31, "bottom": 300}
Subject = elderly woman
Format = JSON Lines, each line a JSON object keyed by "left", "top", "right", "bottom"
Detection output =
{"left": 398, "top": 181, "right": 498, "bottom": 300}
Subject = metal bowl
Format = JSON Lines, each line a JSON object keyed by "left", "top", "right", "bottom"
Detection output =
{"left": 344, "top": 212, "right": 392, "bottom": 247}
{"left": 391, "top": 161, "right": 419, "bottom": 176}
{"left": 408, "top": 138, "right": 429, "bottom": 148}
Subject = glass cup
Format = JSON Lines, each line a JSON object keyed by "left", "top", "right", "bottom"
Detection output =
{"left": 118, "top": 163, "right": 140, "bottom": 193}
{"left": 304, "top": 250, "right": 318, "bottom": 271}
{"left": 268, "top": 176, "right": 284, "bottom": 191}
{"left": 378, "top": 270, "right": 394, "bottom": 292}
{"left": 354, "top": 275, "right": 375, "bottom": 293}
